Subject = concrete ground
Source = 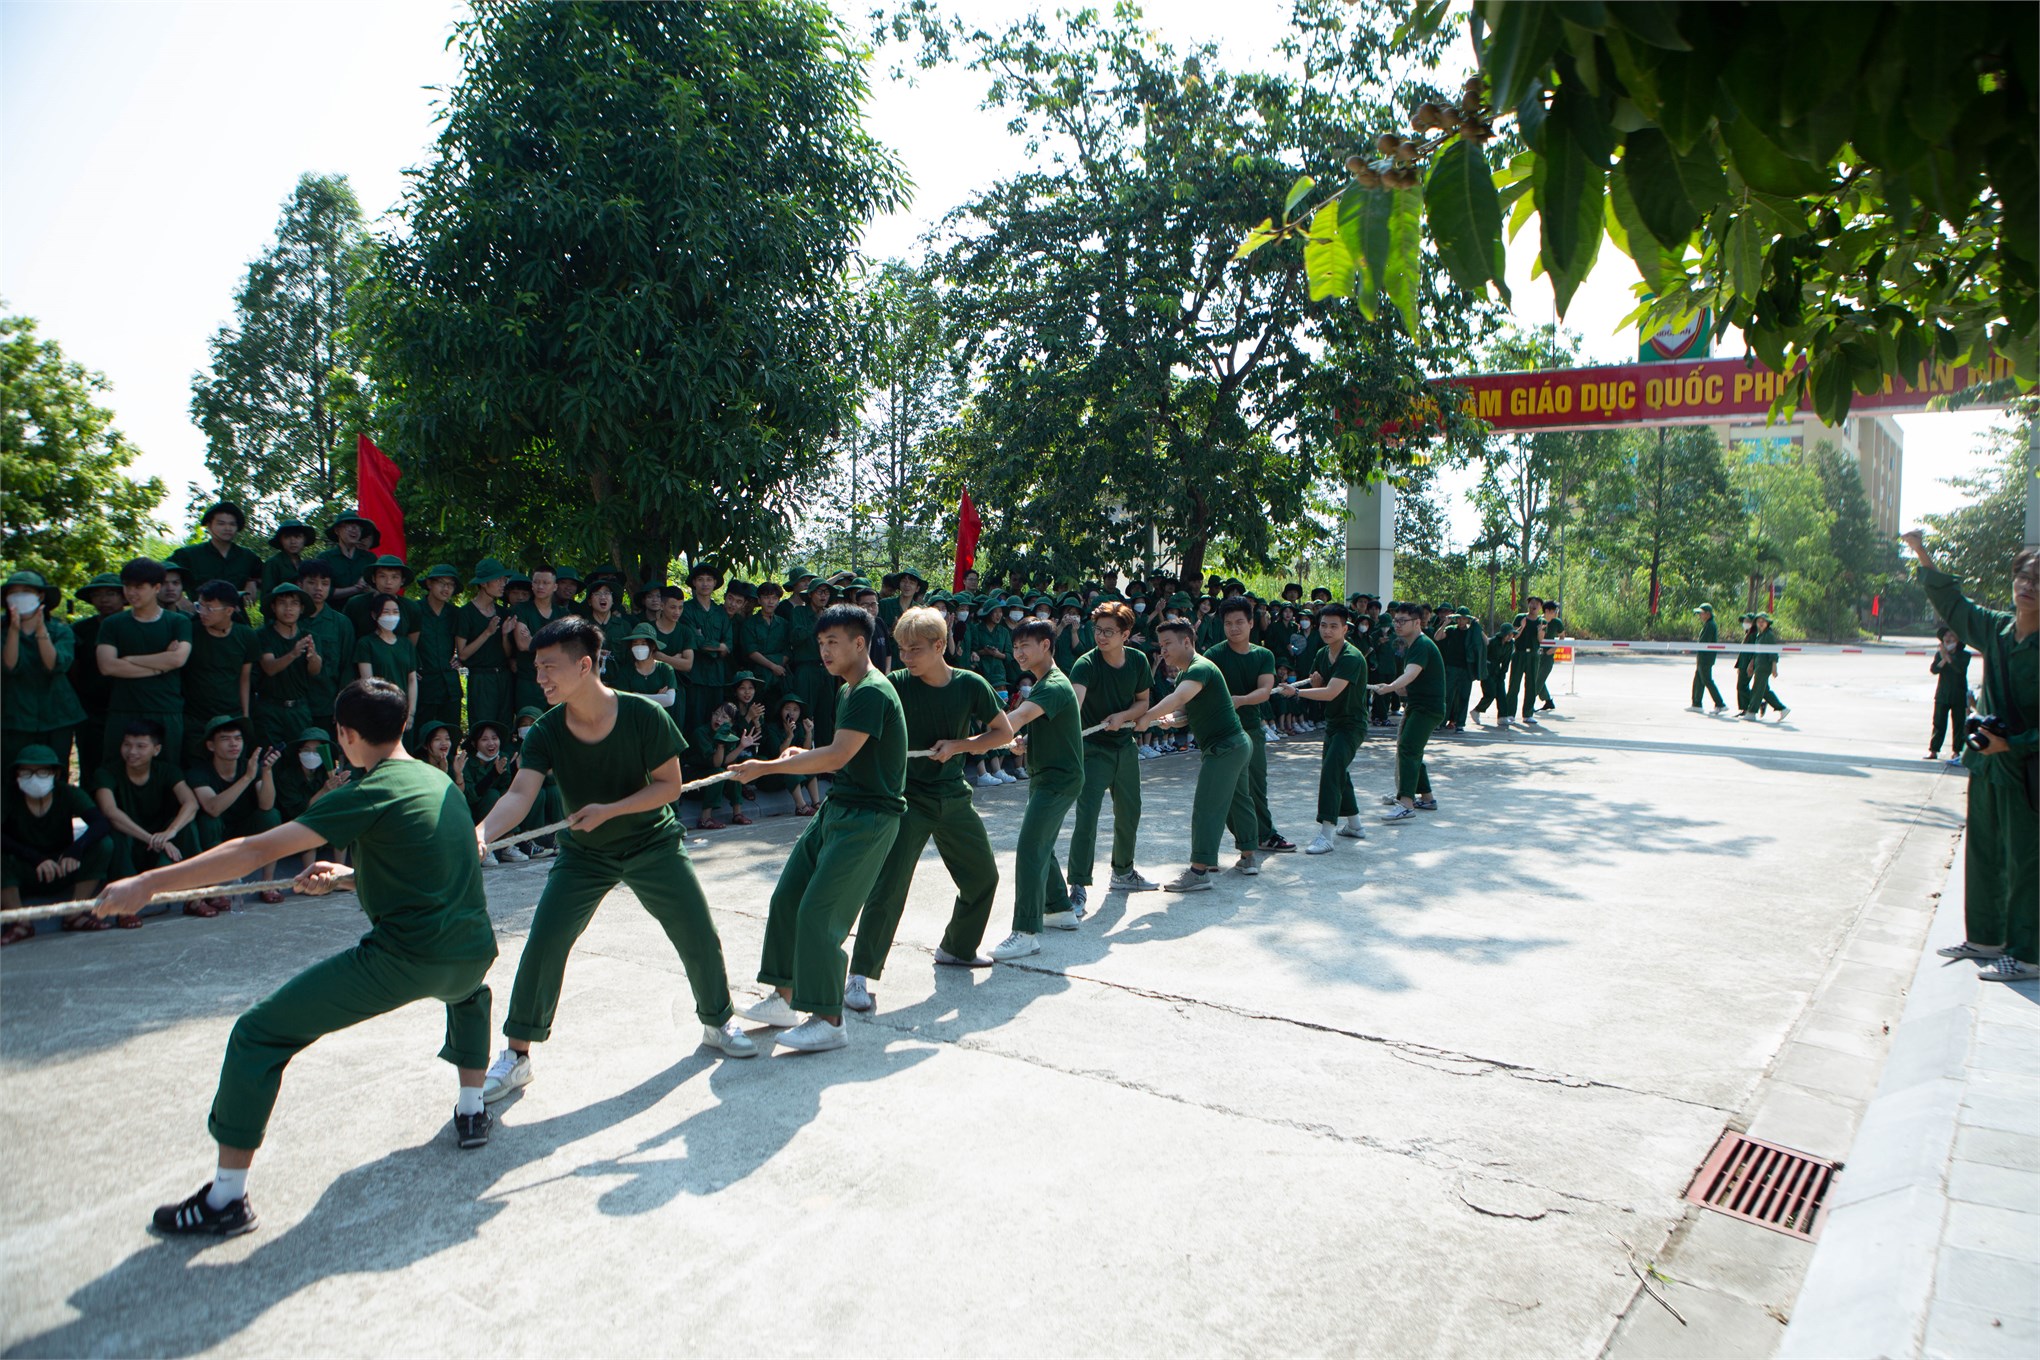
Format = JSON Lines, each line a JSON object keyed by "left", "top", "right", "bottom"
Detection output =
{"left": 0, "top": 645, "right": 1973, "bottom": 1357}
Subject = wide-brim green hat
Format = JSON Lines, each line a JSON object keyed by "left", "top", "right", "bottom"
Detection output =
{"left": 926, "top": 590, "right": 952, "bottom": 604}
{"left": 470, "top": 558, "right": 512, "bottom": 587}
{"left": 775, "top": 693, "right": 807, "bottom": 710}
{"left": 11, "top": 744, "right": 61, "bottom": 769}
{"left": 265, "top": 582, "right": 310, "bottom": 604}
{"left": 463, "top": 719, "right": 512, "bottom": 748}
{"left": 782, "top": 564, "right": 817, "bottom": 587}
{"left": 74, "top": 572, "right": 123, "bottom": 604}
{"left": 1738, "top": 612, "right": 1757, "bottom": 621}
{"left": 1693, "top": 603, "right": 1713, "bottom": 613}
{"left": 368, "top": 554, "right": 416, "bottom": 585}
{"left": 413, "top": 720, "right": 453, "bottom": 744}
{"left": 554, "top": 566, "right": 583, "bottom": 585}
{"left": 513, "top": 706, "right": 547, "bottom": 723}
{"left": 326, "top": 511, "right": 379, "bottom": 543}
{"left": 725, "top": 579, "right": 758, "bottom": 599}
{"left": 728, "top": 670, "right": 763, "bottom": 687}
{"left": 420, "top": 563, "right": 460, "bottom": 584}
{"left": 623, "top": 623, "right": 660, "bottom": 642}
{"left": 1755, "top": 612, "right": 1773, "bottom": 621}
{"left": 199, "top": 500, "right": 247, "bottom": 531}
{"left": 293, "top": 726, "right": 331, "bottom": 745}
{"left": 685, "top": 561, "right": 726, "bottom": 588}
{"left": 269, "top": 520, "right": 315, "bottom": 548}
{"left": 4, "top": 571, "right": 61, "bottom": 611}
{"left": 203, "top": 712, "right": 250, "bottom": 739}
{"left": 896, "top": 568, "right": 928, "bottom": 589}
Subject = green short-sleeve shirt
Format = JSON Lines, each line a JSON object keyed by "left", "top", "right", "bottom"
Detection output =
{"left": 415, "top": 599, "right": 461, "bottom": 701}
{"left": 3, "top": 784, "right": 97, "bottom": 861}
{"left": 168, "top": 541, "right": 264, "bottom": 595}
{"left": 1177, "top": 654, "right": 1246, "bottom": 747}
{"left": 889, "top": 666, "right": 1000, "bottom": 799}
{"left": 648, "top": 618, "right": 698, "bottom": 668}
{"left": 517, "top": 691, "right": 690, "bottom": 854}
{"left": 183, "top": 623, "right": 259, "bottom": 724}
{"left": 98, "top": 609, "right": 193, "bottom": 714}
{"left": 1069, "top": 647, "right": 1153, "bottom": 748}
{"left": 828, "top": 666, "right": 907, "bottom": 816}
{"left": 300, "top": 605, "right": 356, "bottom": 715}
{"left": 1399, "top": 633, "right": 1447, "bottom": 714}
{"left": 455, "top": 603, "right": 513, "bottom": 672}
{"left": 295, "top": 756, "right": 497, "bottom": 961}
{"left": 256, "top": 625, "right": 317, "bottom": 704}
{"left": 1306, "top": 642, "right": 1370, "bottom": 732}
{"left": 314, "top": 545, "right": 377, "bottom": 595}
{"left": 353, "top": 633, "right": 420, "bottom": 687}
{"left": 1203, "top": 642, "right": 1275, "bottom": 709}
{"left": 92, "top": 759, "right": 187, "bottom": 832}
{"left": 1019, "top": 665, "right": 1084, "bottom": 795}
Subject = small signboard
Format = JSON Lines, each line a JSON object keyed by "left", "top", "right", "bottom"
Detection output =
{"left": 1641, "top": 308, "right": 1711, "bottom": 363}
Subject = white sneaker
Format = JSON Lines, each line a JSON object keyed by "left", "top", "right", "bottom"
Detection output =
{"left": 1523, "top": 715, "right": 1540, "bottom": 727}
{"left": 933, "top": 945, "right": 994, "bottom": 967}
{"left": 997, "top": 770, "right": 1019, "bottom": 784}
{"left": 1937, "top": 941, "right": 2005, "bottom": 961}
{"left": 702, "top": 1019, "right": 759, "bottom": 1057}
{"left": 481, "top": 1048, "right": 531, "bottom": 1104}
{"left": 1161, "top": 867, "right": 1214, "bottom": 892}
{"left": 777, "top": 1016, "right": 849, "bottom": 1052}
{"left": 1233, "top": 854, "right": 1260, "bottom": 876}
{"left": 843, "top": 974, "right": 874, "bottom": 1012}
{"left": 989, "top": 931, "right": 1040, "bottom": 960}
{"left": 1110, "top": 868, "right": 1159, "bottom": 891}
{"left": 1337, "top": 820, "right": 1366, "bottom": 839}
{"left": 976, "top": 773, "right": 1001, "bottom": 788}
{"left": 1379, "top": 804, "right": 1417, "bottom": 823}
{"left": 1684, "top": 705, "right": 1703, "bottom": 712}
{"left": 495, "top": 845, "right": 528, "bottom": 863}
{"left": 1011, "top": 766, "right": 1029, "bottom": 780}
{"left": 1379, "top": 794, "right": 1400, "bottom": 806}
{"left": 1042, "top": 909, "right": 1080, "bottom": 931}
{"left": 1979, "top": 955, "right": 2040, "bottom": 983}
{"left": 1305, "top": 831, "right": 1336, "bottom": 855}
{"left": 739, "top": 992, "right": 800, "bottom": 1027}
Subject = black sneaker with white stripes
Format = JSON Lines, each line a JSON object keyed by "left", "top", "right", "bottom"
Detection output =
{"left": 152, "top": 1184, "right": 257, "bottom": 1238}
{"left": 455, "top": 1108, "right": 492, "bottom": 1149}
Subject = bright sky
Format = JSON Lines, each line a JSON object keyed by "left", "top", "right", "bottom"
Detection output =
{"left": 2, "top": 0, "right": 2001, "bottom": 550}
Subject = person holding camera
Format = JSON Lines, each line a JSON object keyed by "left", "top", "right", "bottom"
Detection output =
{"left": 1904, "top": 530, "right": 2038, "bottom": 983}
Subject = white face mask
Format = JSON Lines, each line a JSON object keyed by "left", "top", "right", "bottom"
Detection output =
{"left": 1133, "top": 602, "right": 1147, "bottom": 613}
{"left": 631, "top": 644, "right": 651, "bottom": 661}
{"left": 377, "top": 613, "right": 401, "bottom": 632}
{"left": 1007, "top": 610, "right": 1024, "bottom": 623}
{"left": 16, "top": 773, "right": 55, "bottom": 799}
{"left": 1035, "top": 609, "right": 1050, "bottom": 620}
{"left": 1063, "top": 614, "right": 1079, "bottom": 625}
{"left": 517, "top": 726, "right": 533, "bottom": 742}
{"left": 298, "top": 750, "right": 323, "bottom": 770}
{"left": 957, "top": 610, "right": 971, "bottom": 622}
{"left": 7, "top": 593, "right": 39, "bottom": 616}
{"left": 1018, "top": 682, "right": 1033, "bottom": 699}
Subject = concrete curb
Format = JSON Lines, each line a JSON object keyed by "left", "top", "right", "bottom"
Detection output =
{"left": 1778, "top": 832, "right": 2023, "bottom": 1358}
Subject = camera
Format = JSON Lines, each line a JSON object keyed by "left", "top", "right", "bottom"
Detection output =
{"left": 1965, "top": 714, "right": 2010, "bottom": 752}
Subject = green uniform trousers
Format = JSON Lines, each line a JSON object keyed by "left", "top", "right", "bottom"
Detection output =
{"left": 209, "top": 936, "right": 493, "bottom": 1150}
{"left": 1692, "top": 658, "right": 1725, "bottom": 708}
{"left": 109, "top": 826, "right": 199, "bottom": 880}
{"left": 1929, "top": 697, "right": 1966, "bottom": 754}
{"left": 757, "top": 802, "right": 899, "bottom": 1018}
{"left": 850, "top": 790, "right": 998, "bottom": 979}
{"left": 1472, "top": 674, "right": 1504, "bottom": 716}
{"left": 1397, "top": 709, "right": 1442, "bottom": 800}
{"left": 505, "top": 832, "right": 736, "bottom": 1040}
{"left": 1012, "top": 779, "right": 1079, "bottom": 933}
{"left": 1964, "top": 777, "right": 2039, "bottom": 964}
{"left": 1067, "top": 742, "right": 1141, "bottom": 885}
{"left": 1192, "top": 732, "right": 1255, "bottom": 866}
{"left": 1316, "top": 723, "right": 1362, "bottom": 823}
{"left": 1536, "top": 652, "right": 1556, "bottom": 705}
{"left": 1744, "top": 662, "right": 1783, "bottom": 716}
{"left": 1225, "top": 723, "right": 1280, "bottom": 847}
{"left": 1445, "top": 667, "right": 1472, "bottom": 727}
{"left": 1504, "top": 654, "right": 1540, "bottom": 719}
{"left": 464, "top": 670, "right": 514, "bottom": 732}
{"left": 1734, "top": 665, "right": 1753, "bottom": 712}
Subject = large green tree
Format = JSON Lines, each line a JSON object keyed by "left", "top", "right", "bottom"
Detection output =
{"left": 1923, "top": 407, "right": 2035, "bottom": 609}
{"left": 1257, "top": 1, "right": 2037, "bottom": 422}
{"left": 888, "top": 1, "right": 1492, "bottom": 584}
{"left": 1578, "top": 425, "right": 1743, "bottom": 619}
{"left": 362, "top": 0, "right": 907, "bottom": 586}
{"left": 188, "top": 173, "right": 372, "bottom": 537}
{"left": 1, "top": 313, "right": 164, "bottom": 598}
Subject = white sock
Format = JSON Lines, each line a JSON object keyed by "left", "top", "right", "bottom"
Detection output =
{"left": 457, "top": 1085, "right": 484, "bottom": 1116}
{"left": 1319, "top": 821, "right": 1337, "bottom": 836}
{"left": 208, "top": 1165, "right": 249, "bottom": 1209}
{"left": 1342, "top": 815, "right": 1361, "bottom": 830}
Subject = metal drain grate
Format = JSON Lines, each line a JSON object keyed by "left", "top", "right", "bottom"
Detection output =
{"left": 1684, "top": 1130, "right": 1839, "bottom": 1241}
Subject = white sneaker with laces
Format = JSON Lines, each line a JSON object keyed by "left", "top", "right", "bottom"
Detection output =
{"left": 843, "top": 974, "right": 874, "bottom": 1012}
{"left": 739, "top": 993, "right": 800, "bottom": 1027}
{"left": 1233, "top": 854, "right": 1260, "bottom": 876}
{"left": 481, "top": 1047, "right": 532, "bottom": 1104}
{"left": 976, "top": 773, "right": 1001, "bottom": 788}
{"left": 778, "top": 1016, "right": 849, "bottom": 1052}
{"left": 989, "top": 930, "right": 1040, "bottom": 960}
{"left": 702, "top": 1019, "right": 759, "bottom": 1057}
{"left": 1110, "top": 868, "right": 1159, "bottom": 891}
{"left": 933, "top": 945, "right": 994, "bottom": 967}
{"left": 496, "top": 845, "right": 528, "bottom": 863}
{"left": 1305, "top": 826, "right": 1336, "bottom": 854}
{"left": 1161, "top": 867, "right": 1214, "bottom": 892}
{"left": 1337, "top": 819, "right": 1366, "bottom": 839}
{"left": 996, "top": 770, "right": 1019, "bottom": 784}
{"left": 1011, "top": 766, "right": 1029, "bottom": 780}
{"left": 1042, "top": 909, "right": 1079, "bottom": 931}
{"left": 1379, "top": 804, "right": 1417, "bottom": 823}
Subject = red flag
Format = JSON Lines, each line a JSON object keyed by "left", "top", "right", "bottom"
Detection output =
{"left": 953, "top": 489, "right": 981, "bottom": 591}
{"left": 1648, "top": 578, "right": 1661, "bottom": 617}
{"left": 1870, "top": 593, "right": 1881, "bottom": 617}
{"left": 356, "top": 435, "right": 406, "bottom": 562}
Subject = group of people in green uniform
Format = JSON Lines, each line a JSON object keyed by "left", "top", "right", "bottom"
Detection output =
{"left": 1683, "top": 602, "right": 1791, "bottom": 720}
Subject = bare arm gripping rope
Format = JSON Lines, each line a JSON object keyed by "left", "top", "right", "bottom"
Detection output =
{"left": 0, "top": 722, "right": 1113, "bottom": 925}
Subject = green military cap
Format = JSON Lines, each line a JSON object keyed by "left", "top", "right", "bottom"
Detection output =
{"left": 1058, "top": 592, "right": 1083, "bottom": 606}
{"left": 847, "top": 578, "right": 873, "bottom": 592}
{"left": 783, "top": 564, "right": 817, "bottom": 586}
{"left": 470, "top": 557, "right": 513, "bottom": 586}
{"left": 554, "top": 565, "right": 584, "bottom": 585}
{"left": 725, "top": 578, "right": 757, "bottom": 599}
{"left": 1755, "top": 611, "right": 1773, "bottom": 621}
{"left": 897, "top": 567, "right": 928, "bottom": 589}
{"left": 74, "top": 572, "right": 124, "bottom": 603}
{"left": 3, "top": 570, "right": 61, "bottom": 611}
{"left": 685, "top": 561, "right": 726, "bottom": 587}
{"left": 926, "top": 590, "right": 951, "bottom": 604}
{"left": 506, "top": 573, "right": 532, "bottom": 590}
{"left": 463, "top": 718, "right": 512, "bottom": 748}
{"left": 292, "top": 726, "right": 332, "bottom": 745}
{"left": 11, "top": 744, "right": 61, "bottom": 769}
{"left": 203, "top": 713, "right": 251, "bottom": 739}
{"left": 585, "top": 565, "right": 626, "bottom": 587}
{"left": 419, "top": 563, "right": 460, "bottom": 584}
{"left": 623, "top": 622, "right": 660, "bottom": 642}
{"left": 412, "top": 719, "right": 454, "bottom": 745}
{"left": 513, "top": 706, "right": 547, "bottom": 724}
{"left": 367, "top": 554, "right": 416, "bottom": 584}
{"left": 775, "top": 692, "right": 807, "bottom": 710}
{"left": 728, "top": 670, "right": 763, "bottom": 687}
{"left": 197, "top": 500, "right": 247, "bottom": 531}
{"left": 265, "top": 581, "right": 310, "bottom": 604}
{"left": 325, "top": 510, "right": 378, "bottom": 542}
{"left": 1454, "top": 607, "right": 1473, "bottom": 617}
{"left": 1693, "top": 603, "right": 1714, "bottom": 613}
{"left": 1168, "top": 592, "right": 1193, "bottom": 609}
{"left": 269, "top": 519, "right": 315, "bottom": 548}
{"left": 1738, "top": 611, "right": 1757, "bottom": 621}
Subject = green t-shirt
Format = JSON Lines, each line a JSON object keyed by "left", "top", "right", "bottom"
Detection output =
{"left": 92, "top": 759, "right": 186, "bottom": 832}
{"left": 509, "top": 601, "right": 571, "bottom": 679}
{"left": 255, "top": 625, "right": 317, "bottom": 705}
{"left": 1019, "top": 664, "right": 1084, "bottom": 794}
{"left": 3, "top": 784, "right": 97, "bottom": 861}
{"left": 1203, "top": 642, "right": 1275, "bottom": 715}
{"left": 647, "top": 618, "right": 698, "bottom": 669}
{"left": 259, "top": 552, "right": 304, "bottom": 597}
{"left": 314, "top": 544, "right": 377, "bottom": 595}
{"left": 186, "top": 754, "right": 269, "bottom": 831}
{"left": 970, "top": 621, "right": 1014, "bottom": 686}
{"left": 1306, "top": 641, "right": 1370, "bottom": 732}
{"left": 828, "top": 666, "right": 907, "bottom": 816}
{"left": 888, "top": 666, "right": 1000, "bottom": 799}
{"left": 168, "top": 540, "right": 264, "bottom": 595}
{"left": 300, "top": 605, "right": 356, "bottom": 715}
{"left": 296, "top": 755, "right": 497, "bottom": 961}
{"left": 1400, "top": 633, "right": 1447, "bottom": 714}
{"left": 98, "top": 609, "right": 193, "bottom": 714}
{"left": 2, "top": 617, "right": 86, "bottom": 732}
{"left": 183, "top": 622, "right": 258, "bottom": 725}
{"left": 517, "top": 691, "right": 690, "bottom": 854}
{"left": 455, "top": 602, "right": 513, "bottom": 672}
{"left": 1177, "top": 654, "right": 1245, "bottom": 747}
{"left": 612, "top": 659, "right": 683, "bottom": 732}
{"left": 415, "top": 599, "right": 461, "bottom": 701}
{"left": 681, "top": 599, "right": 731, "bottom": 690}
{"left": 740, "top": 610, "right": 791, "bottom": 671}
{"left": 353, "top": 633, "right": 420, "bottom": 686}
{"left": 1069, "top": 647, "right": 1152, "bottom": 749}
